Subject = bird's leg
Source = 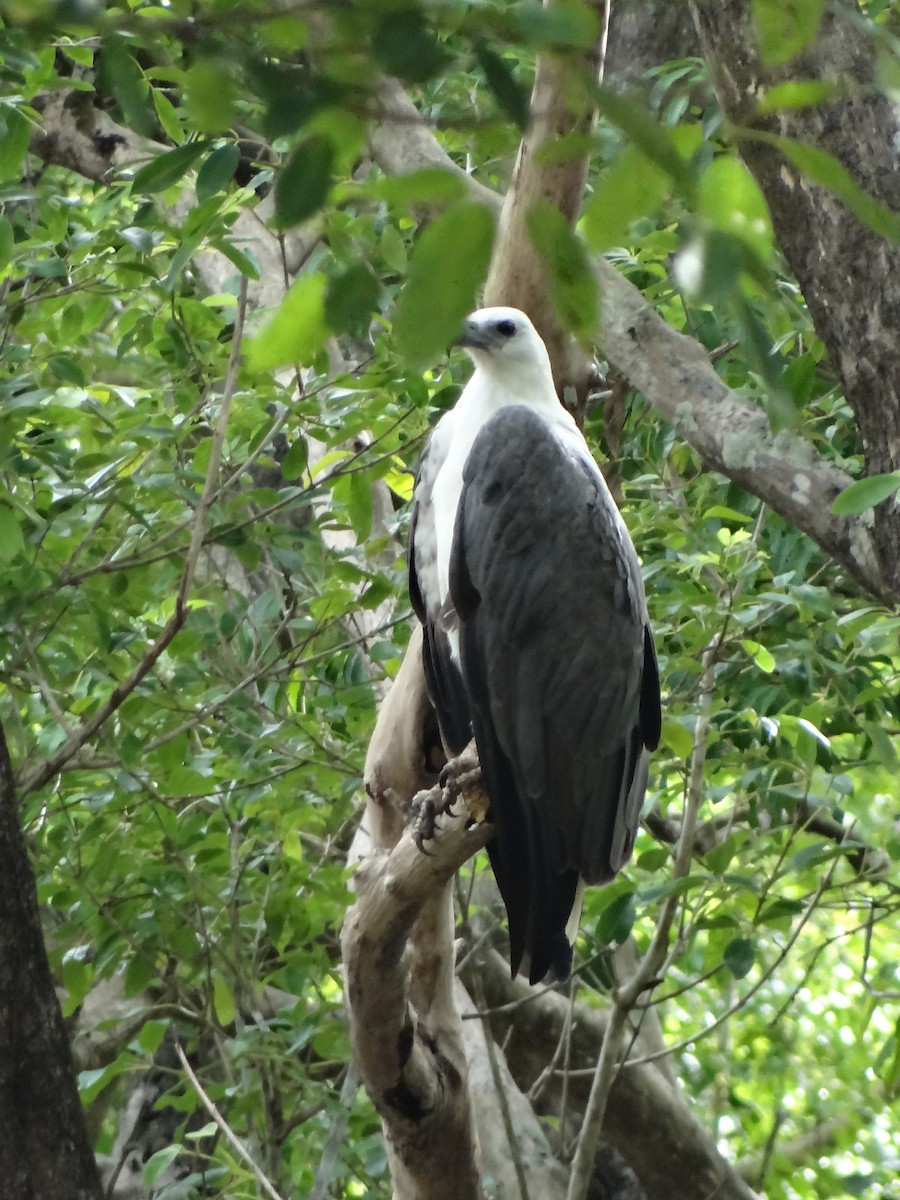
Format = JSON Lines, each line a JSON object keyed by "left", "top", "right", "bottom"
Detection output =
{"left": 412, "top": 741, "right": 488, "bottom": 852}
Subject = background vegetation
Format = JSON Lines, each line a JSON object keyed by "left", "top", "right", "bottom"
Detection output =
{"left": 0, "top": 1, "right": 897, "bottom": 1198}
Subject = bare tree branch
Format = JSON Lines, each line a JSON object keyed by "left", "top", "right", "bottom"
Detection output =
{"left": 341, "top": 789, "right": 492, "bottom": 1200}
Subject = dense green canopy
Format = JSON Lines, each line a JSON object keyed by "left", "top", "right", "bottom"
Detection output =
{"left": 0, "top": 1, "right": 897, "bottom": 1198}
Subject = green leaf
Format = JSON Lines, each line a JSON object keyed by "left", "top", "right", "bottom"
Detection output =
{"left": 325, "top": 263, "right": 379, "bottom": 337}
{"left": 0, "top": 109, "right": 31, "bottom": 184}
{"left": 143, "top": 1144, "right": 182, "bottom": 1187}
{"left": 475, "top": 43, "right": 529, "bottom": 129}
{"left": 212, "top": 974, "right": 235, "bottom": 1026}
{"left": 831, "top": 471, "right": 900, "bottom": 515}
{"left": 282, "top": 437, "right": 309, "bottom": 482}
{"left": 595, "top": 889, "right": 636, "bottom": 944}
{"left": 152, "top": 87, "right": 184, "bottom": 144}
{"left": 741, "top": 639, "right": 776, "bottom": 674}
{"left": 776, "top": 137, "right": 900, "bottom": 243}
{"left": 723, "top": 936, "right": 756, "bottom": 979}
{"left": 274, "top": 134, "right": 334, "bottom": 227}
{"left": 370, "top": 169, "right": 467, "bottom": 209}
{"left": 527, "top": 202, "right": 598, "bottom": 339}
{"left": 581, "top": 144, "right": 669, "bottom": 253}
{"left": 594, "top": 87, "right": 695, "bottom": 196}
{"left": 245, "top": 273, "right": 329, "bottom": 370}
{"left": 660, "top": 718, "right": 694, "bottom": 759}
{"left": 99, "top": 34, "right": 154, "bottom": 136}
{"left": 196, "top": 143, "right": 241, "bottom": 203}
{"left": 752, "top": 0, "right": 824, "bottom": 66}
{"left": 860, "top": 719, "right": 899, "bottom": 775}
{"left": 757, "top": 80, "right": 837, "bottom": 112}
{"left": 0, "top": 504, "right": 25, "bottom": 561}
{"left": 0, "top": 215, "right": 14, "bottom": 271}
{"left": 131, "top": 141, "right": 209, "bottom": 194}
{"left": 698, "top": 156, "right": 773, "bottom": 265}
{"left": 373, "top": 9, "right": 448, "bottom": 83}
{"left": 137, "top": 1019, "right": 169, "bottom": 1055}
{"left": 394, "top": 202, "right": 495, "bottom": 370}
{"left": 185, "top": 59, "right": 238, "bottom": 133}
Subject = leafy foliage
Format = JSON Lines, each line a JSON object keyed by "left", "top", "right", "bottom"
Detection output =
{"left": 0, "top": 1, "right": 897, "bottom": 1198}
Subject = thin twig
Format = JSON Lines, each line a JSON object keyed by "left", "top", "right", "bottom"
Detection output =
{"left": 174, "top": 1039, "right": 286, "bottom": 1200}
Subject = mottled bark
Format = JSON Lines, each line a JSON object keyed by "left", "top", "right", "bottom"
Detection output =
{"left": 0, "top": 720, "right": 103, "bottom": 1200}
{"left": 690, "top": 0, "right": 900, "bottom": 595}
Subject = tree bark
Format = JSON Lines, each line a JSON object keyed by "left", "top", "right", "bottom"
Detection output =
{"left": 0, "top": 720, "right": 103, "bottom": 1200}
{"left": 690, "top": 0, "right": 900, "bottom": 596}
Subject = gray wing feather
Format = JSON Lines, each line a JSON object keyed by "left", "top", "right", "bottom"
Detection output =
{"left": 451, "top": 406, "right": 659, "bottom": 978}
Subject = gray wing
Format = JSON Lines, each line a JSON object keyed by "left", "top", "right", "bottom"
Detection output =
{"left": 450, "top": 405, "right": 660, "bottom": 982}
{"left": 409, "top": 413, "right": 473, "bottom": 756}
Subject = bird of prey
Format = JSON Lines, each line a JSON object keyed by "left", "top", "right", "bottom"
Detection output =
{"left": 409, "top": 306, "right": 661, "bottom": 984}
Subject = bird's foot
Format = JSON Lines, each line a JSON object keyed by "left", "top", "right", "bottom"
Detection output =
{"left": 439, "top": 741, "right": 490, "bottom": 827}
{"left": 411, "top": 741, "right": 489, "bottom": 852}
{"left": 411, "top": 789, "right": 440, "bottom": 853}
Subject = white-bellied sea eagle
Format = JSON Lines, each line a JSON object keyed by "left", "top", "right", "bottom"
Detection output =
{"left": 409, "top": 306, "right": 661, "bottom": 984}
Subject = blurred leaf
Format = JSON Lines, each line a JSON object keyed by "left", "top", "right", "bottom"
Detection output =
{"left": 582, "top": 144, "right": 670, "bottom": 253}
{"left": 776, "top": 137, "right": 900, "bottom": 243}
{"left": 527, "top": 202, "right": 598, "bottom": 339}
{"left": 213, "top": 975, "right": 235, "bottom": 1026}
{"left": 475, "top": 43, "right": 529, "bottom": 129}
{"left": 373, "top": 9, "right": 448, "bottom": 83}
{"left": 245, "top": 273, "right": 329, "bottom": 369}
{"left": 752, "top": 0, "right": 824, "bottom": 65}
{"left": 831, "top": 471, "right": 900, "bottom": 515}
{"left": 0, "top": 214, "right": 13, "bottom": 270}
{"left": 860, "top": 720, "right": 899, "bottom": 774}
{"left": 185, "top": 59, "right": 238, "bottom": 133}
{"left": 0, "top": 504, "right": 24, "bottom": 560}
{"left": 274, "top": 134, "right": 334, "bottom": 227}
{"left": 723, "top": 936, "right": 756, "bottom": 979}
{"left": 757, "top": 79, "right": 837, "bottom": 112}
{"left": 394, "top": 202, "right": 495, "bottom": 369}
{"left": 741, "top": 639, "right": 776, "bottom": 673}
{"left": 325, "top": 263, "right": 379, "bottom": 337}
{"left": 698, "top": 156, "right": 773, "bottom": 265}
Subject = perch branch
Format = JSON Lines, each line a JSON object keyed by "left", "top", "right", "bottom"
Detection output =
{"left": 341, "top": 782, "right": 492, "bottom": 1200}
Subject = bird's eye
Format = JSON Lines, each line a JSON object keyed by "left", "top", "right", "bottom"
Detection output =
{"left": 495, "top": 319, "right": 516, "bottom": 338}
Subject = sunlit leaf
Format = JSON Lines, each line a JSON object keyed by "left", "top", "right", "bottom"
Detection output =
{"left": 245, "top": 273, "right": 330, "bottom": 370}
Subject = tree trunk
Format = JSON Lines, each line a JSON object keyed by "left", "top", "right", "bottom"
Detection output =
{"left": 690, "top": 0, "right": 900, "bottom": 595}
{"left": 0, "top": 721, "right": 103, "bottom": 1200}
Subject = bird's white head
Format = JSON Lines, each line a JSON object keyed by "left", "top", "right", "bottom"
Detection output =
{"left": 457, "top": 307, "right": 555, "bottom": 395}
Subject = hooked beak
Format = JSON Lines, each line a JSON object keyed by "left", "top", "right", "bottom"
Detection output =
{"left": 455, "top": 318, "right": 491, "bottom": 352}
